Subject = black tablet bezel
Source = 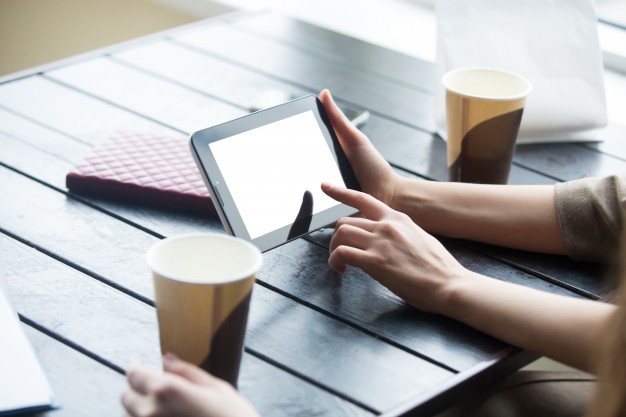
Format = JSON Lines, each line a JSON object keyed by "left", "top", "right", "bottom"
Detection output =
{"left": 189, "top": 95, "right": 361, "bottom": 252}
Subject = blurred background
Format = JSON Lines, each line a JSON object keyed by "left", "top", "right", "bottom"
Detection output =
{"left": 1, "top": 0, "right": 624, "bottom": 76}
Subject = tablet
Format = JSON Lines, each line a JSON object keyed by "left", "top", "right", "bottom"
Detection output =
{"left": 190, "top": 95, "right": 361, "bottom": 252}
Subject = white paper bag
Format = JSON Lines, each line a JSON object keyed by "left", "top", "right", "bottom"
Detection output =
{"left": 435, "top": 0, "right": 608, "bottom": 143}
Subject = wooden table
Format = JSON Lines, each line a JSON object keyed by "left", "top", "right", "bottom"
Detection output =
{"left": 1, "top": 10, "right": 623, "bottom": 417}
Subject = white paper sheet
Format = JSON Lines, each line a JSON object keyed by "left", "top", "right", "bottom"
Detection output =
{"left": 435, "top": 0, "right": 608, "bottom": 143}
{"left": 0, "top": 282, "right": 55, "bottom": 415}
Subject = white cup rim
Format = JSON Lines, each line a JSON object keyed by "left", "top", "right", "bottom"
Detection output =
{"left": 147, "top": 233, "right": 263, "bottom": 285}
{"left": 442, "top": 67, "right": 532, "bottom": 101}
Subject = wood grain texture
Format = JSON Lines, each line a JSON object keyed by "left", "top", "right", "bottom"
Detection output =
{"left": 233, "top": 13, "right": 433, "bottom": 92}
{"left": 307, "top": 228, "right": 610, "bottom": 302}
{"left": 0, "top": 76, "right": 174, "bottom": 145}
{"left": 0, "top": 12, "right": 621, "bottom": 416}
{"left": 247, "top": 285, "right": 452, "bottom": 412}
{"left": 270, "top": 232, "right": 588, "bottom": 371}
{"left": 0, "top": 27, "right": 612, "bottom": 369}
{"left": 234, "top": 14, "right": 626, "bottom": 164}
{"left": 0, "top": 234, "right": 374, "bottom": 416}
{"left": 110, "top": 40, "right": 553, "bottom": 186}
{"left": 173, "top": 24, "right": 436, "bottom": 132}
{"left": 22, "top": 325, "right": 127, "bottom": 417}
{"left": 172, "top": 17, "right": 626, "bottom": 181}
{"left": 46, "top": 58, "right": 244, "bottom": 134}
{"left": 0, "top": 122, "right": 535, "bottom": 372}
{"left": 0, "top": 107, "right": 224, "bottom": 236}
{"left": 455, "top": 240, "right": 611, "bottom": 301}
{"left": 0, "top": 167, "right": 456, "bottom": 412}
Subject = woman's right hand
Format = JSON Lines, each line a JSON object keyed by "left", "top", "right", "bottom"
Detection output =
{"left": 319, "top": 89, "right": 402, "bottom": 208}
{"left": 322, "top": 183, "right": 468, "bottom": 314}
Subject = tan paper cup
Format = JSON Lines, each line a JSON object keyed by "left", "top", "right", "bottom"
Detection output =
{"left": 443, "top": 67, "right": 532, "bottom": 184}
{"left": 147, "top": 233, "right": 263, "bottom": 388}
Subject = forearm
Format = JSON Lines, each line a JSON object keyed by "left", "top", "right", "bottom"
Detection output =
{"left": 442, "top": 271, "right": 615, "bottom": 372}
{"left": 392, "top": 178, "right": 567, "bottom": 255}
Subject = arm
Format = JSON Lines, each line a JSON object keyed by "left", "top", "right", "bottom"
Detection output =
{"left": 322, "top": 183, "right": 615, "bottom": 372}
{"left": 319, "top": 89, "right": 567, "bottom": 255}
{"left": 445, "top": 269, "right": 614, "bottom": 371}
{"left": 393, "top": 179, "right": 567, "bottom": 255}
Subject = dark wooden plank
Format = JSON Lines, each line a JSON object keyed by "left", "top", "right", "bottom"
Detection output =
{"left": 239, "top": 15, "right": 626, "bottom": 165}
{"left": 45, "top": 57, "right": 245, "bottom": 134}
{"left": 0, "top": 168, "right": 453, "bottom": 413}
{"left": 0, "top": 144, "right": 503, "bottom": 374}
{"left": 379, "top": 348, "right": 537, "bottom": 417}
{"left": 0, "top": 75, "right": 173, "bottom": 145}
{"left": 0, "top": 44, "right": 608, "bottom": 369}
{"left": 0, "top": 108, "right": 224, "bottom": 236}
{"left": 172, "top": 20, "right": 626, "bottom": 181}
{"left": 455, "top": 241, "right": 611, "bottom": 301}
{"left": 0, "top": 112, "right": 508, "bottom": 375}
{"left": 0, "top": 52, "right": 570, "bottom": 306}
{"left": 232, "top": 13, "right": 433, "bottom": 92}
{"left": 1, "top": 233, "right": 162, "bottom": 366}
{"left": 113, "top": 40, "right": 311, "bottom": 113}
{"left": 239, "top": 355, "right": 373, "bottom": 417}
{"left": 247, "top": 286, "right": 452, "bottom": 412}
{"left": 106, "top": 39, "right": 615, "bottom": 298}
{"left": 0, "top": 79, "right": 220, "bottom": 238}
{"left": 111, "top": 41, "right": 553, "bottom": 186}
{"left": 514, "top": 142, "right": 626, "bottom": 181}
{"left": 2, "top": 235, "right": 373, "bottom": 417}
{"left": 173, "top": 24, "right": 436, "bottom": 132}
{"left": 3, "top": 28, "right": 613, "bottom": 311}
{"left": 360, "top": 116, "right": 554, "bottom": 185}
{"left": 0, "top": 165, "right": 158, "bottom": 299}
{"left": 0, "top": 109, "right": 90, "bottom": 168}
{"left": 0, "top": 109, "right": 534, "bottom": 372}
{"left": 237, "top": 14, "right": 626, "bottom": 169}
{"left": 306, "top": 227, "right": 610, "bottom": 302}
{"left": 271, "top": 232, "right": 589, "bottom": 368}
{"left": 22, "top": 325, "right": 127, "bottom": 417}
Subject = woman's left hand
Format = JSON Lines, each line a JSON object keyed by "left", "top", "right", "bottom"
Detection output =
{"left": 122, "top": 353, "right": 260, "bottom": 417}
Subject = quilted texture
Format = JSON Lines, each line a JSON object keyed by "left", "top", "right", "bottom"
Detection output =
{"left": 66, "top": 131, "right": 215, "bottom": 214}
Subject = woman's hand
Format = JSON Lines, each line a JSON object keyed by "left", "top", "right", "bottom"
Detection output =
{"left": 319, "top": 89, "right": 402, "bottom": 208}
{"left": 122, "top": 353, "right": 260, "bottom": 417}
{"left": 322, "top": 183, "right": 467, "bottom": 313}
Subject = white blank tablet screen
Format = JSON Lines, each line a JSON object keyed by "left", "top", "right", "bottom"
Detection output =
{"left": 209, "top": 110, "right": 346, "bottom": 239}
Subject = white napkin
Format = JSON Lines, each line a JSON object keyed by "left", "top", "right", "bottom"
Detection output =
{"left": 435, "top": 0, "right": 608, "bottom": 143}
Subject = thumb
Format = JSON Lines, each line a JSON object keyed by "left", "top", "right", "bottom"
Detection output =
{"left": 319, "top": 89, "right": 368, "bottom": 152}
{"left": 162, "top": 353, "right": 221, "bottom": 387}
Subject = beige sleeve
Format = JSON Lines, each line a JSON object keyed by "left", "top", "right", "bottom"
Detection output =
{"left": 555, "top": 175, "right": 626, "bottom": 263}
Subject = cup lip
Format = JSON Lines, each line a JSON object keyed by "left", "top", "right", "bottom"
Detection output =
{"left": 442, "top": 67, "right": 532, "bottom": 101}
{"left": 147, "top": 232, "right": 263, "bottom": 285}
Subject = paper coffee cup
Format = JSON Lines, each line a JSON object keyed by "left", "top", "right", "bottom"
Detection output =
{"left": 443, "top": 68, "right": 532, "bottom": 184}
{"left": 147, "top": 233, "right": 263, "bottom": 388}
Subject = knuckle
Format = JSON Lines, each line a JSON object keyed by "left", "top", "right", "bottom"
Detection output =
{"left": 153, "top": 380, "right": 178, "bottom": 401}
{"left": 353, "top": 193, "right": 369, "bottom": 207}
{"left": 397, "top": 212, "right": 412, "bottom": 223}
{"left": 335, "top": 217, "right": 348, "bottom": 228}
{"left": 120, "top": 390, "right": 131, "bottom": 407}
{"left": 378, "top": 220, "right": 396, "bottom": 235}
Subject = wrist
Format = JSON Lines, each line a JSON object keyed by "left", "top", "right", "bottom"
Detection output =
{"left": 437, "top": 269, "right": 486, "bottom": 320}
{"left": 389, "top": 177, "right": 439, "bottom": 226}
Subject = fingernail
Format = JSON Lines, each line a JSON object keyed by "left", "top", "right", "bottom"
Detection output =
{"left": 163, "top": 352, "right": 180, "bottom": 364}
{"left": 321, "top": 182, "right": 332, "bottom": 191}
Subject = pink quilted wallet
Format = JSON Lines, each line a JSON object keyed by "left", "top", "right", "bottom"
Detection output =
{"left": 66, "top": 131, "right": 215, "bottom": 215}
